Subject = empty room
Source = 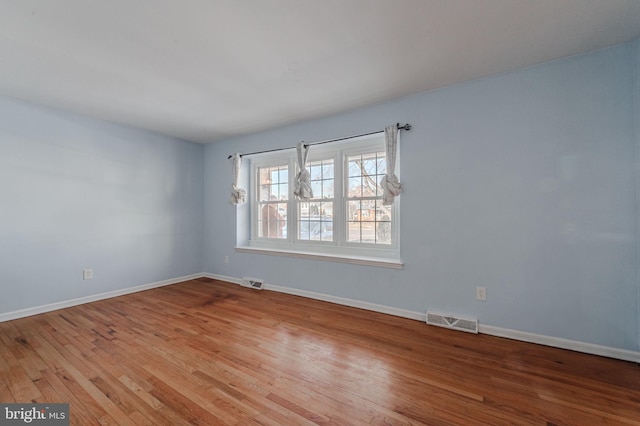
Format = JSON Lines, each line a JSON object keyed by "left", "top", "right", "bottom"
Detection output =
{"left": 1, "top": 0, "right": 640, "bottom": 424}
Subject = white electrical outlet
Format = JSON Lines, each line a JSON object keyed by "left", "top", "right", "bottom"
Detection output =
{"left": 224, "top": 255, "right": 229, "bottom": 264}
{"left": 83, "top": 268, "right": 93, "bottom": 280}
{"left": 476, "top": 286, "right": 486, "bottom": 301}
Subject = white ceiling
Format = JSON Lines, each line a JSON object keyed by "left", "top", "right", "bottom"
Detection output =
{"left": 1, "top": 0, "right": 640, "bottom": 144}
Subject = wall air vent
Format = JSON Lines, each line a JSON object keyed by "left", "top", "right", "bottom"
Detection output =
{"left": 241, "top": 277, "right": 264, "bottom": 290}
{"left": 426, "top": 312, "right": 478, "bottom": 334}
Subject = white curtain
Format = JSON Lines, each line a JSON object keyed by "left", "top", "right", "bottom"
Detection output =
{"left": 293, "top": 142, "right": 313, "bottom": 200}
{"left": 229, "top": 153, "right": 246, "bottom": 205}
{"left": 380, "top": 125, "right": 402, "bottom": 205}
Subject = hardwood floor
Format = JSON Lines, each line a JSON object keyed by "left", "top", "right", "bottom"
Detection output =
{"left": 1, "top": 278, "right": 639, "bottom": 425}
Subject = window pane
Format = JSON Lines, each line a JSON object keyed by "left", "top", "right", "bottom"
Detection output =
{"left": 322, "top": 180, "right": 334, "bottom": 199}
{"left": 318, "top": 205, "right": 333, "bottom": 241}
{"left": 357, "top": 200, "right": 375, "bottom": 222}
{"left": 344, "top": 151, "right": 392, "bottom": 246}
{"left": 362, "top": 221, "right": 376, "bottom": 243}
{"left": 298, "top": 202, "right": 313, "bottom": 241}
{"left": 259, "top": 185, "right": 270, "bottom": 202}
{"left": 308, "top": 201, "right": 321, "bottom": 216}
{"left": 258, "top": 167, "right": 272, "bottom": 201}
{"left": 296, "top": 158, "right": 334, "bottom": 242}
{"left": 311, "top": 181, "right": 322, "bottom": 198}
{"left": 347, "top": 200, "right": 360, "bottom": 221}
{"left": 308, "top": 221, "right": 321, "bottom": 240}
{"left": 319, "top": 202, "right": 332, "bottom": 217}
{"left": 299, "top": 202, "right": 309, "bottom": 217}
{"left": 258, "top": 164, "right": 287, "bottom": 240}
{"left": 297, "top": 199, "right": 333, "bottom": 243}
{"left": 375, "top": 202, "right": 392, "bottom": 244}
{"left": 298, "top": 219, "right": 310, "bottom": 240}
{"left": 363, "top": 158, "right": 377, "bottom": 176}
{"left": 322, "top": 162, "right": 334, "bottom": 177}
{"left": 259, "top": 168, "right": 271, "bottom": 185}
{"left": 320, "top": 219, "right": 333, "bottom": 241}
{"left": 346, "top": 197, "right": 390, "bottom": 244}
{"left": 348, "top": 153, "right": 386, "bottom": 198}
{"left": 375, "top": 200, "right": 390, "bottom": 217}
{"left": 260, "top": 203, "right": 286, "bottom": 238}
{"left": 259, "top": 165, "right": 288, "bottom": 202}
{"left": 347, "top": 221, "right": 361, "bottom": 243}
{"left": 277, "top": 202, "right": 287, "bottom": 218}
{"left": 306, "top": 159, "right": 334, "bottom": 201}
{"left": 348, "top": 160, "right": 361, "bottom": 177}
{"left": 279, "top": 168, "right": 288, "bottom": 183}
{"left": 299, "top": 219, "right": 332, "bottom": 241}
{"left": 271, "top": 169, "right": 281, "bottom": 184}
{"left": 348, "top": 177, "right": 361, "bottom": 197}
{"left": 309, "top": 164, "right": 322, "bottom": 180}
{"left": 377, "top": 157, "right": 387, "bottom": 175}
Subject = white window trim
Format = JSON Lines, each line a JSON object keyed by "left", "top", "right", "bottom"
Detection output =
{"left": 341, "top": 143, "right": 401, "bottom": 252}
{"left": 238, "top": 133, "right": 402, "bottom": 269}
{"left": 235, "top": 245, "right": 403, "bottom": 269}
{"left": 249, "top": 153, "right": 293, "bottom": 242}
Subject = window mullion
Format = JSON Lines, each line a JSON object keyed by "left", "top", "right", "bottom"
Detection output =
{"left": 288, "top": 157, "right": 295, "bottom": 243}
{"left": 326, "top": 153, "right": 337, "bottom": 245}
{"left": 250, "top": 161, "right": 257, "bottom": 241}
{"left": 328, "top": 151, "right": 339, "bottom": 246}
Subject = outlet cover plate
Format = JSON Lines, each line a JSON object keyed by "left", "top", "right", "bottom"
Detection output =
{"left": 476, "top": 286, "right": 486, "bottom": 301}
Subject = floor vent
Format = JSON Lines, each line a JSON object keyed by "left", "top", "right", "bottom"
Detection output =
{"left": 426, "top": 312, "right": 478, "bottom": 334}
{"left": 241, "top": 277, "right": 264, "bottom": 290}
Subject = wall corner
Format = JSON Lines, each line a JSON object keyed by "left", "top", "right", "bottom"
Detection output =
{"left": 632, "top": 36, "right": 640, "bottom": 353}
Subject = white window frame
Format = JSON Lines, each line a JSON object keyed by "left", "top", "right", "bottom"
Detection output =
{"left": 293, "top": 151, "right": 337, "bottom": 245}
{"left": 238, "top": 133, "right": 402, "bottom": 268}
{"left": 250, "top": 154, "right": 293, "bottom": 242}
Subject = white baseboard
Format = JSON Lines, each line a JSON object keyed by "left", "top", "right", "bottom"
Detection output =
{"left": 0, "top": 273, "right": 205, "bottom": 323}
{"left": 204, "top": 273, "right": 243, "bottom": 286}
{"left": 5, "top": 272, "right": 637, "bottom": 363}
{"left": 270, "top": 284, "right": 425, "bottom": 321}
{"left": 478, "top": 324, "right": 640, "bottom": 363}
{"left": 203, "top": 273, "right": 424, "bottom": 320}
{"left": 205, "top": 273, "right": 640, "bottom": 363}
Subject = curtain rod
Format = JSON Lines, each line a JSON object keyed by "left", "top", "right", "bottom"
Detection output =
{"left": 227, "top": 123, "right": 411, "bottom": 159}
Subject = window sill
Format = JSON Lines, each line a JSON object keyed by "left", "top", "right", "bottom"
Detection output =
{"left": 235, "top": 246, "right": 404, "bottom": 269}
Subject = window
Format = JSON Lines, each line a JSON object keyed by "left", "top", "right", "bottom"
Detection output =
{"left": 346, "top": 151, "right": 391, "bottom": 245}
{"left": 257, "top": 164, "right": 288, "bottom": 239}
{"left": 298, "top": 158, "right": 334, "bottom": 242}
{"left": 244, "top": 133, "right": 401, "bottom": 268}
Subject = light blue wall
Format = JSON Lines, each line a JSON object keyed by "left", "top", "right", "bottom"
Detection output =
{"left": 634, "top": 36, "right": 640, "bottom": 353}
{"left": 205, "top": 42, "right": 638, "bottom": 352}
{"left": 0, "top": 97, "right": 204, "bottom": 313}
